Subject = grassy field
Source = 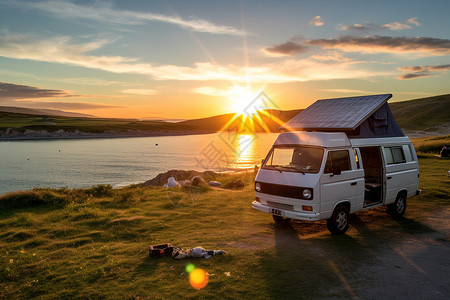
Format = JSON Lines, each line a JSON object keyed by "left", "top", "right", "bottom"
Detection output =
{"left": 0, "top": 137, "right": 449, "bottom": 299}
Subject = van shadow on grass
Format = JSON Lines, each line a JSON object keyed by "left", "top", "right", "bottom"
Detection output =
{"left": 257, "top": 209, "right": 444, "bottom": 299}
{"left": 258, "top": 220, "right": 368, "bottom": 299}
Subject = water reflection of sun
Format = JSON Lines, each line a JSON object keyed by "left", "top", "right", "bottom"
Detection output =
{"left": 229, "top": 134, "right": 256, "bottom": 169}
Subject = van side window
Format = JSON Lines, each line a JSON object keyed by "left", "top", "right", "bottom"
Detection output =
{"left": 324, "top": 150, "right": 351, "bottom": 173}
{"left": 384, "top": 146, "right": 406, "bottom": 164}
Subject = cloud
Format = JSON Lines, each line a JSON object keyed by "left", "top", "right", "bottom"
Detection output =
{"left": 8, "top": 0, "right": 245, "bottom": 36}
{"left": 0, "top": 82, "right": 77, "bottom": 99}
{"left": 58, "top": 78, "right": 125, "bottom": 86}
{"left": 122, "top": 89, "right": 158, "bottom": 95}
{"left": 309, "top": 16, "right": 324, "bottom": 27}
{"left": 192, "top": 87, "right": 228, "bottom": 97}
{"left": 339, "top": 18, "right": 420, "bottom": 32}
{"left": 407, "top": 17, "right": 420, "bottom": 26}
{"left": 0, "top": 31, "right": 385, "bottom": 84}
{"left": 307, "top": 35, "right": 450, "bottom": 56}
{"left": 311, "top": 51, "right": 351, "bottom": 62}
{"left": 262, "top": 41, "right": 309, "bottom": 56}
{"left": 396, "top": 64, "right": 450, "bottom": 79}
{"left": 0, "top": 82, "right": 120, "bottom": 110}
{"left": 7, "top": 100, "right": 120, "bottom": 110}
{"left": 321, "top": 89, "right": 375, "bottom": 94}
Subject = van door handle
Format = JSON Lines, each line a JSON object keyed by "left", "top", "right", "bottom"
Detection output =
{"left": 351, "top": 182, "right": 357, "bottom": 186}
{"left": 387, "top": 176, "right": 392, "bottom": 180}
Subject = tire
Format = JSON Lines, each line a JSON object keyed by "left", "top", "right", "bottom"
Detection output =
{"left": 272, "top": 215, "right": 291, "bottom": 225}
{"left": 387, "top": 194, "right": 406, "bottom": 218}
{"left": 327, "top": 205, "right": 350, "bottom": 235}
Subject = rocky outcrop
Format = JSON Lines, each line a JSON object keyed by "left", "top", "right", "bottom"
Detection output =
{"left": 142, "top": 170, "right": 217, "bottom": 187}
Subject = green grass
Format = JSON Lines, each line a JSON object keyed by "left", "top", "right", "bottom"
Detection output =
{"left": 0, "top": 149, "right": 449, "bottom": 299}
{"left": 411, "top": 135, "right": 450, "bottom": 154}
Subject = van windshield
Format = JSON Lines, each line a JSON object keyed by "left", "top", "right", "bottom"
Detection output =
{"left": 262, "top": 146, "right": 324, "bottom": 174}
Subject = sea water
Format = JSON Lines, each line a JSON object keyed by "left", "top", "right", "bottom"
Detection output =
{"left": 0, "top": 133, "right": 278, "bottom": 194}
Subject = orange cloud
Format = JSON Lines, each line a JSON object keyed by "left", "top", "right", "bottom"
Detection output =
{"left": 396, "top": 64, "right": 450, "bottom": 79}
{"left": 307, "top": 35, "right": 450, "bottom": 56}
{"left": 309, "top": 16, "right": 324, "bottom": 27}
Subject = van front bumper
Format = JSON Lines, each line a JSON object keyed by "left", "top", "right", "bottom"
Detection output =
{"left": 252, "top": 201, "right": 322, "bottom": 221}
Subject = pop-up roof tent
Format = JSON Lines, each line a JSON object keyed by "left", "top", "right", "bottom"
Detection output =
{"left": 280, "top": 94, "right": 404, "bottom": 138}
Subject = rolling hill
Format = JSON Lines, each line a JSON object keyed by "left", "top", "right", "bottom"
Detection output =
{"left": 0, "top": 106, "right": 97, "bottom": 118}
{"left": 0, "top": 94, "right": 449, "bottom": 138}
{"left": 389, "top": 94, "right": 450, "bottom": 131}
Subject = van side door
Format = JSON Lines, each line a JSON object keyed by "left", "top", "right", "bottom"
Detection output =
{"left": 383, "top": 145, "right": 420, "bottom": 204}
{"left": 320, "top": 149, "right": 361, "bottom": 218}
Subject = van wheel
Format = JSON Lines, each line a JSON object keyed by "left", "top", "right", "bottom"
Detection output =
{"left": 272, "top": 215, "right": 291, "bottom": 225}
{"left": 327, "top": 206, "right": 350, "bottom": 235}
{"left": 387, "top": 194, "right": 406, "bottom": 218}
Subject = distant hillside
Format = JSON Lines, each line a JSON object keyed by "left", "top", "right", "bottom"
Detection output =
{"left": 178, "top": 109, "right": 303, "bottom": 132}
{"left": 1, "top": 94, "right": 449, "bottom": 138}
{"left": 390, "top": 94, "right": 450, "bottom": 131}
{"left": 0, "top": 106, "right": 97, "bottom": 118}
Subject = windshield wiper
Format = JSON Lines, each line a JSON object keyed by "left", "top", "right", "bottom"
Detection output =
{"left": 275, "top": 166, "right": 305, "bottom": 175}
{"left": 287, "top": 166, "right": 305, "bottom": 175}
{"left": 273, "top": 166, "right": 283, "bottom": 173}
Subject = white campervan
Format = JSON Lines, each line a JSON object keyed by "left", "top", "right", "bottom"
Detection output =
{"left": 252, "top": 94, "right": 421, "bottom": 234}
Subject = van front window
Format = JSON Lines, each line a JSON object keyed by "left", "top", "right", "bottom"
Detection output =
{"left": 263, "top": 146, "right": 324, "bottom": 174}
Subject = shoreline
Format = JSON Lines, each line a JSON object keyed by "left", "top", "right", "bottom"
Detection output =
{"left": 0, "top": 130, "right": 216, "bottom": 141}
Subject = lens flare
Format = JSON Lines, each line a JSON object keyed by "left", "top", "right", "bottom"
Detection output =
{"left": 185, "top": 263, "right": 195, "bottom": 273}
{"left": 189, "top": 268, "right": 208, "bottom": 289}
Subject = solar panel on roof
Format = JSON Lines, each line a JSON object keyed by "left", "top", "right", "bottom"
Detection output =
{"left": 281, "top": 94, "right": 392, "bottom": 131}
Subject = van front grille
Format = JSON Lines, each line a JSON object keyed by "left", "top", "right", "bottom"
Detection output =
{"left": 256, "top": 181, "right": 313, "bottom": 200}
{"left": 267, "top": 201, "right": 294, "bottom": 211}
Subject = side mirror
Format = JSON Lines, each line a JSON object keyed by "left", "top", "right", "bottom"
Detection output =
{"left": 332, "top": 165, "right": 342, "bottom": 176}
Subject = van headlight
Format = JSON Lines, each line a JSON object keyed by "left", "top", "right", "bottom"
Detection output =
{"left": 255, "top": 182, "right": 261, "bottom": 192}
{"left": 302, "top": 189, "right": 312, "bottom": 199}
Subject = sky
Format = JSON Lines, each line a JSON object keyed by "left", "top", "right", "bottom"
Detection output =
{"left": 0, "top": 0, "right": 449, "bottom": 119}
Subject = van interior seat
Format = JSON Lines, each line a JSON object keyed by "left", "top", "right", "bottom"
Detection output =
{"left": 365, "top": 182, "right": 381, "bottom": 191}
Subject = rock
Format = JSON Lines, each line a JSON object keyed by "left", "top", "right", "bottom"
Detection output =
{"left": 190, "top": 176, "right": 207, "bottom": 187}
{"left": 141, "top": 170, "right": 217, "bottom": 187}
{"left": 167, "top": 177, "right": 180, "bottom": 188}
{"left": 224, "top": 179, "right": 244, "bottom": 189}
{"left": 208, "top": 181, "right": 221, "bottom": 187}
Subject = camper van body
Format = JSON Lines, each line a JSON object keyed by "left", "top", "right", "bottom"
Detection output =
{"left": 252, "top": 131, "right": 420, "bottom": 234}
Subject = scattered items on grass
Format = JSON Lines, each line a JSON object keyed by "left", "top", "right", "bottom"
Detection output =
{"left": 148, "top": 243, "right": 174, "bottom": 257}
{"left": 435, "top": 145, "right": 450, "bottom": 158}
{"left": 149, "top": 244, "right": 226, "bottom": 260}
{"left": 224, "top": 179, "right": 244, "bottom": 189}
{"left": 440, "top": 145, "right": 449, "bottom": 157}
{"left": 224, "top": 272, "right": 231, "bottom": 276}
{"left": 172, "top": 246, "right": 226, "bottom": 259}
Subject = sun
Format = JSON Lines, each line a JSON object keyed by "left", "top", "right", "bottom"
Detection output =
{"left": 227, "top": 85, "right": 263, "bottom": 118}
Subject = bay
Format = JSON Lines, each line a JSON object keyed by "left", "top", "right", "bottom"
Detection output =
{"left": 0, "top": 132, "right": 278, "bottom": 194}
